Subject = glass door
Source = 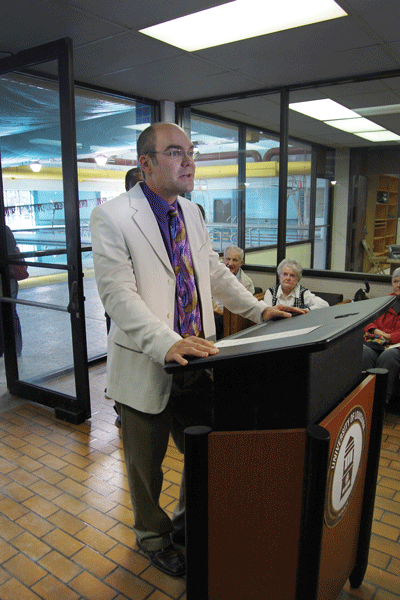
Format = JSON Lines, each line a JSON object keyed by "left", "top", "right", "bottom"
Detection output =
{"left": 0, "top": 39, "right": 90, "bottom": 423}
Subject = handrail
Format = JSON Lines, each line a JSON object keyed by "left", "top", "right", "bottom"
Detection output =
{"left": 0, "top": 295, "right": 69, "bottom": 312}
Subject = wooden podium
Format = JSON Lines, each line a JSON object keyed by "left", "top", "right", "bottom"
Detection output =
{"left": 165, "top": 296, "right": 393, "bottom": 600}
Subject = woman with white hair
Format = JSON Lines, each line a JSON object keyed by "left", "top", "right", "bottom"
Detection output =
{"left": 363, "top": 267, "right": 400, "bottom": 405}
{"left": 264, "top": 258, "right": 329, "bottom": 309}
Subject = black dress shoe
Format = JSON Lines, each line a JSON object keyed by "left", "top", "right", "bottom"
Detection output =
{"left": 171, "top": 529, "right": 185, "bottom": 546}
{"left": 137, "top": 541, "right": 186, "bottom": 577}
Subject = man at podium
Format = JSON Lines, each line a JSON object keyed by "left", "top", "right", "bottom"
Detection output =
{"left": 90, "top": 122, "right": 306, "bottom": 578}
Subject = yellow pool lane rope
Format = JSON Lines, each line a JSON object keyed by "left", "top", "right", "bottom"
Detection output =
{"left": 18, "top": 268, "right": 95, "bottom": 289}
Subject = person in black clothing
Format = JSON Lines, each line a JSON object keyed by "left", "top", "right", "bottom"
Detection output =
{"left": 125, "top": 167, "right": 143, "bottom": 192}
{"left": 0, "top": 226, "right": 23, "bottom": 356}
{"left": 109, "top": 167, "right": 144, "bottom": 423}
{"left": 105, "top": 167, "right": 143, "bottom": 336}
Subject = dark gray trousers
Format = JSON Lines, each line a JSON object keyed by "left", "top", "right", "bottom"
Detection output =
{"left": 362, "top": 344, "right": 400, "bottom": 403}
{"left": 116, "top": 370, "right": 213, "bottom": 551}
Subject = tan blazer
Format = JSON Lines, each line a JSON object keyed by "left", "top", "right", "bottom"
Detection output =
{"left": 90, "top": 183, "right": 267, "bottom": 413}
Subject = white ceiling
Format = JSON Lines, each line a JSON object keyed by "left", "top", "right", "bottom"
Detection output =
{"left": 1, "top": 0, "right": 400, "bottom": 152}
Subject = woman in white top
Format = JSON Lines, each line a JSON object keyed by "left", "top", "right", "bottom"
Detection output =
{"left": 264, "top": 258, "right": 329, "bottom": 310}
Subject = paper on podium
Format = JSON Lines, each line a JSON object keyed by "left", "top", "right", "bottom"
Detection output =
{"left": 215, "top": 325, "right": 321, "bottom": 348}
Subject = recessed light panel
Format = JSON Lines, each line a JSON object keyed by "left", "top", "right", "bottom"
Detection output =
{"left": 326, "top": 118, "right": 385, "bottom": 133}
{"left": 354, "top": 131, "right": 400, "bottom": 142}
{"left": 140, "top": 0, "right": 347, "bottom": 52}
{"left": 289, "top": 99, "right": 358, "bottom": 120}
{"left": 290, "top": 98, "right": 400, "bottom": 142}
{"left": 355, "top": 104, "right": 400, "bottom": 117}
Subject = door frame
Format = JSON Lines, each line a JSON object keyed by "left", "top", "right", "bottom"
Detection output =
{"left": 0, "top": 38, "right": 90, "bottom": 423}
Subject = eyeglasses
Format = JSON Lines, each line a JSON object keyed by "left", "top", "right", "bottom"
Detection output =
{"left": 148, "top": 149, "right": 199, "bottom": 161}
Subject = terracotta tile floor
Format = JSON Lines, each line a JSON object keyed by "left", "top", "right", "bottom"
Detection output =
{"left": 0, "top": 362, "right": 399, "bottom": 600}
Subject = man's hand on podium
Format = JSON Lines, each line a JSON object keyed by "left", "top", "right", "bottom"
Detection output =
{"left": 262, "top": 304, "right": 308, "bottom": 321}
{"left": 165, "top": 336, "right": 219, "bottom": 366}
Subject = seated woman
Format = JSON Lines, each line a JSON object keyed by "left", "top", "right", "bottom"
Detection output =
{"left": 264, "top": 258, "right": 329, "bottom": 310}
{"left": 363, "top": 267, "right": 400, "bottom": 405}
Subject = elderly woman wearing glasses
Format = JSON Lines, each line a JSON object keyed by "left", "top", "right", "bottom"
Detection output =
{"left": 363, "top": 267, "right": 400, "bottom": 406}
{"left": 264, "top": 258, "right": 329, "bottom": 310}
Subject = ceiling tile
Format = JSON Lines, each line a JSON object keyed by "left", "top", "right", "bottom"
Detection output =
{"left": 72, "top": 32, "right": 181, "bottom": 77}
{"left": 195, "top": 16, "right": 376, "bottom": 74}
{"left": 88, "top": 54, "right": 260, "bottom": 101}
{"left": 0, "top": 0, "right": 124, "bottom": 53}
{"left": 345, "top": 0, "right": 400, "bottom": 43}
{"left": 62, "top": 0, "right": 230, "bottom": 29}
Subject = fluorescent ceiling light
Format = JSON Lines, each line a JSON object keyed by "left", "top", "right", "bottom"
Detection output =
{"left": 124, "top": 123, "right": 152, "bottom": 132}
{"left": 95, "top": 155, "right": 108, "bottom": 166}
{"left": 30, "top": 138, "right": 62, "bottom": 147}
{"left": 326, "top": 117, "right": 385, "bottom": 133}
{"left": 354, "top": 131, "right": 400, "bottom": 142}
{"left": 30, "top": 138, "right": 83, "bottom": 149}
{"left": 140, "top": 0, "right": 347, "bottom": 52}
{"left": 355, "top": 104, "right": 400, "bottom": 117}
{"left": 290, "top": 97, "right": 400, "bottom": 142}
{"left": 289, "top": 99, "right": 358, "bottom": 120}
{"left": 29, "top": 161, "right": 42, "bottom": 172}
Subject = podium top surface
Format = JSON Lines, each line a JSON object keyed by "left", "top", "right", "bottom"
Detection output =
{"left": 164, "top": 296, "right": 394, "bottom": 372}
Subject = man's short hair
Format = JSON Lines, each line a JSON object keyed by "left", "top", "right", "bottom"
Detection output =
{"left": 137, "top": 125, "right": 157, "bottom": 161}
{"left": 224, "top": 246, "right": 244, "bottom": 261}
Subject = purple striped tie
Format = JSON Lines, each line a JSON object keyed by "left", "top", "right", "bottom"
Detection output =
{"left": 169, "top": 209, "right": 202, "bottom": 337}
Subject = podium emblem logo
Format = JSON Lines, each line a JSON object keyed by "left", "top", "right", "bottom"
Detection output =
{"left": 325, "top": 406, "right": 366, "bottom": 528}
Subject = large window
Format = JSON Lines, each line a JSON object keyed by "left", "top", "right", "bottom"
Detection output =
{"left": 314, "top": 178, "right": 331, "bottom": 269}
{"left": 187, "top": 72, "right": 400, "bottom": 278}
{"left": 189, "top": 110, "right": 332, "bottom": 269}
{"left": 244, "top": 129, "right": 280, "bottom": 252}
{"left": 190, "top": 115, "right": 239, "bottom": 252}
